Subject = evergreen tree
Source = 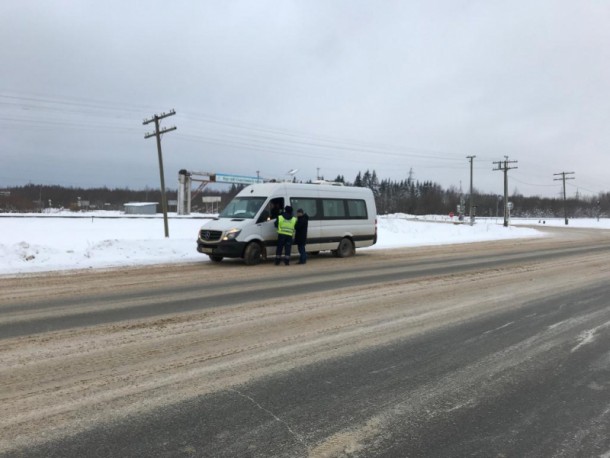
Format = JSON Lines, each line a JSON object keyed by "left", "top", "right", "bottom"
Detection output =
{"left": 362, "top": 170, "right": 371, "bottom": 189}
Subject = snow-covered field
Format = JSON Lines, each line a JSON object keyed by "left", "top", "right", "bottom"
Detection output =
{"left": 1, "top": 212, "right": 608, "bottom": 276}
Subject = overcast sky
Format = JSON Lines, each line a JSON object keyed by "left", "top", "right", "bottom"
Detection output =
{"left": 1, "top": 1, "right": 609, "bottom": 198}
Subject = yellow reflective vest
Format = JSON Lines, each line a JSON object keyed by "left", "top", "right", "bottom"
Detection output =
{"left": 277, "top": 215, "right": 297, "bottom": 237}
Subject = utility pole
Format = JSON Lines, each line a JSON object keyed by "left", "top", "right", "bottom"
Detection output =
{"left": 143, "top": 109, "right": 177, "bottom": 238}
{"left": 466, "top": 155, "right": 476, "bottom": 226}
{"left": 554, "top": 171, "right": 575, "bottom": 225}
{"left": 493, "top": 156, "right": 518, "bottom": 227}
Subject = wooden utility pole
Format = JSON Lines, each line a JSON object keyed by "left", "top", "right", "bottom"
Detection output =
{"left": 493, "top": 157, "right": 518, "bottom": 227}
{"left": 143, "top": 110, "right": 176, "bottom": 238}
{"left": 466, "top": 155, "right": 476, "bottom": 226}
{"left": 554, "top": 171, "right": 575, "bottom": 225}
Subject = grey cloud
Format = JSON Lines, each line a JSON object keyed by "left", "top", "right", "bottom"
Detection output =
{"left": 1, "top": 0, "right": 609, "bottom": 197}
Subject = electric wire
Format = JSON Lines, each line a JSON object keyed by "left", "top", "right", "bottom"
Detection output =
{"left": 1, "top": 91, "right": 607, "bottom": 194}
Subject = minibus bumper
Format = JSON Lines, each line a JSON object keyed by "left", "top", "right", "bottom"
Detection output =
{"left": 197, "top": 240, "right": 245, "bottom": 258}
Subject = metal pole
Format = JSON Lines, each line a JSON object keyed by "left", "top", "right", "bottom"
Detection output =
{"left": 554, "top": 172, "right": 575, "bottom": 226}
{"left": 467, "top": 155, "right": 475, "bottom": 225}
{"left": 503, "top": 161, "right": 509, "bottom": 227}
{"left": 493, "top": 157, "right": 517, "bottom": 228}
{"left": 562, "top": 175, "right": 568, "bottom": 225}
{"left": 143, "top": 110, "right": 176, "bottom": 238}
{"left": 153, "top": 116, "right": 170, "bottom": 237}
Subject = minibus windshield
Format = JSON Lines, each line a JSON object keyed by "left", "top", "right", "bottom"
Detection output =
{"left": 219, "top": 197, "right": 266, "bottom": 219}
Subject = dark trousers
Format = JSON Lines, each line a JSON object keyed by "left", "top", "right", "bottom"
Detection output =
{"left": 297, "top": 243, "right": 307, "bottom": 264}
{"left": 276, "top": 234, "right": 293, "bottom": 260}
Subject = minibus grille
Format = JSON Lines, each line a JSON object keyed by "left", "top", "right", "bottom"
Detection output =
{"left": 199, "top": 229, "right": 223, "bottom": 242}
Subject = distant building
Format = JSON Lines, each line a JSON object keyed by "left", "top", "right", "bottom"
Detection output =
{"left": 202, "top": 196, "right": 222, "bottom": 213}
{"left": 124, "top": 202, "right": 158, "bottom": 215}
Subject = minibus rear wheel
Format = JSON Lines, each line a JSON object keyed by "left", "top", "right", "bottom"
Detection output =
{"left": 334, "top": 237, "right": 355, "bottom": 258}
{"left": 243, "top": 242, "right": 263, "bottom": 265}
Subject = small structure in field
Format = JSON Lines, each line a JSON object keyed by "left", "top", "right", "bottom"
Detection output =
{"left": 124, "top": 202, "right": 158, "bottom": 215}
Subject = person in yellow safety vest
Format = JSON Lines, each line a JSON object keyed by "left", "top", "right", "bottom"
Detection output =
{"left": 274, "top": 205, "right": 297, "bottom": 265}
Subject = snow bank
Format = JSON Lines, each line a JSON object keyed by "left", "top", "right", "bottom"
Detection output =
{"left": 1, "top": 212, "right": 606, "bottom": 275}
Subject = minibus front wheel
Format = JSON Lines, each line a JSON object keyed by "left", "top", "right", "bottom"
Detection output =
{"left": 243, "top": 241, "right": 263, "bottom": 265}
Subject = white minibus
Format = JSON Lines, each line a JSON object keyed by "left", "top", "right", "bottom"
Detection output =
{"left": 197, "top": 182, "right": 377, "bottom": 265}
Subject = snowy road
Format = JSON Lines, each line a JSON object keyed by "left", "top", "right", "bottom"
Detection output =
{"left": 1, "top": 227, "right": 610, "bottom": 456}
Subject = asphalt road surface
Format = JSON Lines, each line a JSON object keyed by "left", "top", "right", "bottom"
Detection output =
{"left": 1, "top": 226, "right": 609, "bottom": 457}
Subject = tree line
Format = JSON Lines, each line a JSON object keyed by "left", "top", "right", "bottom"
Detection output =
{"left": 0, "top": 184, "right": 178, "bottom": 212}
{"left": 1, "top": 174, "right": 608, "bottom": 218}
{"left": 335, "top": 170, "right": 608, "bottom": 219}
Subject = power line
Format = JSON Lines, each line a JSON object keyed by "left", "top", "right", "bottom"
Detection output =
{"left": 0, "top": 92, "right": 157, "bottom": 115}
{"left": 181, "top": 109, "right": 472, "bottom": 162}
{"left": 510, "top": 175, "right": 558, "bottom": 188}
{"left": 0, "top": 116, "right": 140, "bottom": 133}
{"left": 174, "top": 130, "right": 463, "bottom": 165}
{"left": 4, "top": 91, "right": 607, "bottom": 197}
{"left": 566, "top": 182, "right": 599, "bottom": 195}
{"left": 1, "top": 91, "right": 485, "bottom": 165}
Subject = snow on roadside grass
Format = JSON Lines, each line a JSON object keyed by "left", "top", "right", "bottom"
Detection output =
{"left": 1, "top": 215, "right": 206, "bottom": 275}
{"left": 2, "top": 212, "right": 607, "bottom": 276}
{"left": 368, "top": 215, "right": 544, "bottom": 249}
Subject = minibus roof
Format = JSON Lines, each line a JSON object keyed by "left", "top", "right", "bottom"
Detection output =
{"left": 236, "top": 182, "right": 372, "bottom": 197}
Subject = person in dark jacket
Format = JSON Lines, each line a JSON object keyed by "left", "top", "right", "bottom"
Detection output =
{"left": 269, "top": 199, "right": 282, "bottom": 220}
{"left": 295, "top": 208, "right": 309, "bottom": 264}
{"left": 274, "top": 205, "right": 297, "bottom": 265}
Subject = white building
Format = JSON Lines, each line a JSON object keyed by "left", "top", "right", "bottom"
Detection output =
{"left": 124, "top": 202, "right": 158, "bottom": 215}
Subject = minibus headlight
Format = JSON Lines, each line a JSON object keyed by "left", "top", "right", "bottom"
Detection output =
{"left": 222, "top": 229, "right": 241, "bottom": 241}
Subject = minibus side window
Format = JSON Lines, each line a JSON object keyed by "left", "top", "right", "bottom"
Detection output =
{"left": 322, "top": 199, "right": 346, "bottom": 219}
{"left": 290, "top": 197, "right": 318, "bottom": 219}
{"left": 347, "top": 199, "right": 367, "bottom": 219}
